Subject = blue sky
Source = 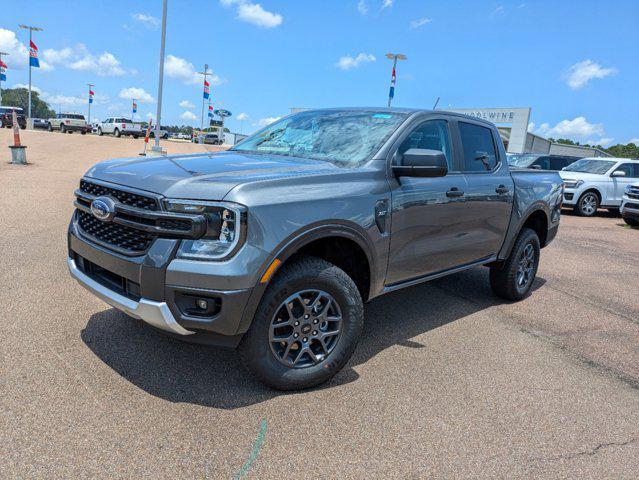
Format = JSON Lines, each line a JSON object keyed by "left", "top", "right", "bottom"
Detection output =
{"left": 1, "top": 0, "right": 637, "bottom": 143}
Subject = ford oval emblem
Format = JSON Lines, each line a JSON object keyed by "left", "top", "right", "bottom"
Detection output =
{"left": 90, "top": 197, "right": 116, "bottom": 222}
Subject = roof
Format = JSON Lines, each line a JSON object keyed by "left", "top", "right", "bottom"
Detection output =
{"left": 301, "top": 107, "right": 497, "bottom": 126}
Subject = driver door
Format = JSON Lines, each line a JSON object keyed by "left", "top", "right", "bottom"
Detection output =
{"left": 386, "top": 118, "right": 472, "bottom": 285}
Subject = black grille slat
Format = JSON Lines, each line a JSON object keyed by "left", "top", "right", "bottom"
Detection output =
{"left": 78, "top": 211, "right": 154, "bottom": 253}
{"left": 80, "top": 180, "right": 159, "bottom": 211}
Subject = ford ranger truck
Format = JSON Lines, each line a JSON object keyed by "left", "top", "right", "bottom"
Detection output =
{"left": 67, "top": 108, "right": 563, "bottom": 390}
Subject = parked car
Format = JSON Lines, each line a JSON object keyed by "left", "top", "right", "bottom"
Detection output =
{"left": 507, "top": 153, "right": 581, "bottom": 171}
{"left": 32, "top": 118, "right": 49, "bottom": 129}
{"left": 97, "top": 117, "right": 143, "bottom": 138}
{"left": 67, "top": 108, "right": 562, "bottom": 390}
{"left": 48, "top": 113, "right": 89, "bottom": 134}
{"left": 559, "top": 158, "right": 639, "bottom": 216}
{"left": 620, "top": 184, "right": 639, "bottom": 227}
{"left": 148, "top": 125, "right": 169, "bottom": 140}
{"left": 0, "top": 106, "right": 27, "bottom": 129}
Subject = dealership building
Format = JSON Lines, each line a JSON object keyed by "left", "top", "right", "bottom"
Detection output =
{"left": 448, "top": 107, "right": 610, "bottom": 157}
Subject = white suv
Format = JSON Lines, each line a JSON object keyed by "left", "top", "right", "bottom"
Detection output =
{"left": 559, "top": 158, "right": 639, "bottom": 216}
{"left": 620, "top": 184, "right": 639, "bottom": 227}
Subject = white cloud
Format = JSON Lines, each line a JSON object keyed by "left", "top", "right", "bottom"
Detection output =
{"left": 39, "top": 44, "right": 125, "bottom": 76}
{"left": 0, "top": 28, "right": 52, "bottom": 70}
{"left": 382, "top": 0, "right": 394, "bottom": 9}
{"left": 237, "top": 112, "right": 249, "bottom": 121}
{"left": 585, "top": 137, "right": 614, "bottom": 147}
{"left": 629, "top": 138, "right": 639, "bottom": 145}
{"left": 564, "top": 59, "right": 617, "bottom": 90}
{"left": 180, "top": 111, "right": 197, "bottom": 121}
{"left": 220, "top": 1, "right": 283, "bottom": 28}
{"left": 118, "top": 87, "right": 154, "bottom": 103}
{"left": 534, "top": 117, "right": 605, "bottom": 141}
{"left": 164, "top": 54, "right": 223, "bottom": 86}
{"left": 12, "top": 83, "right": 42, "bottom": 94}
{"left": 131, "top": 13, "right": 160, "bottom": 29}
{"left": 335, "top": 53, "right": 376, "bottom": 70}
{"left": 491, "top": 5, "right": 504, "bottom": 15}
{"left": 257, "top": 116, "right": 281, "bottom": 127}
{"left": 410, "top": 17, "right": 432, "bottom": 29}
{"left": 357, "top": 0, "right": 368, "bottom": 15}
{"left": 179, "top": 100, "right": 195, "bottom": 109}
{"left": 527, "top": 122, "right": 535, "bottom": 132}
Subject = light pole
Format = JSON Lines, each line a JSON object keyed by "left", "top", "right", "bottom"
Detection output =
{"left": 0, "top": 51, "right": 9, "bottom": 106}
{"left": 19, "top": 24, "right": 43, "bottom": 120}
{"left": 198, "top": 64, "right": 212, "bottom": 132}
{"left": 385, "top": 53, "right": 406, "bottom": 108}
{"left": 87, "top": 83, "right": 94, "bottom": 124}
{"left": 152, "top": 0, "right": 168, "bottom": 153}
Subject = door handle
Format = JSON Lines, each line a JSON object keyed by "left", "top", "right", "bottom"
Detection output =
{"left": 446, "top": 187, "right": 464, "bottom": 198}
{"left": 495, "top": 185, "right": 510, "bottom": 194}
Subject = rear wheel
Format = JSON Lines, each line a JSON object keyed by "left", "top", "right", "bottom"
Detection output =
{"left": 240, "top": 256, "right": 364, "bottom": 390}
{"left": 48, "top": 123, "right": 53, "bottom": 132}
{"left": 114, "top": 128, "right": 121, "bottom": 138}
{"left": 60, "top": 124, "right": 66, "bottom": 134}
{"left": 81, "top": 130, "right": 86, "bottom": 135}
{"left": 575, "top": 191, "right": 599, "bottom": 217}
{"left": 490, "top": 227, "right": 540, "bottom": 301}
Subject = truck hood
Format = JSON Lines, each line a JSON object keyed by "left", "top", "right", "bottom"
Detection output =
{"left": 85, "top": 151, "right": 342, "bottom": 200}
{"left": 558, "top": 171, "right": 607, "bottom": 181}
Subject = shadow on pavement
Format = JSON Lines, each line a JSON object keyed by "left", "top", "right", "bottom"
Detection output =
{"left": 81, "top": 267, "right": 546, "bottom": 409}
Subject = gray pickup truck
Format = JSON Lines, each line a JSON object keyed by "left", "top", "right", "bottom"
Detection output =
{"left": 68, "top": 108, "right": 562, "bottom": 390}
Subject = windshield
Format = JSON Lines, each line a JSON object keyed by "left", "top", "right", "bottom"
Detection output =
{"left": 563, "top": 159, "right": 616, "bottom": 174}
{"left": 507, "top": 153, "right": 541, "bottom": 167}
{"left": 233, "top": 110, "right": 408, "bottom": 167}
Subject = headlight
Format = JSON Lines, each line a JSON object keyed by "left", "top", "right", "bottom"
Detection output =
{"left": 164, "top": 200, "right": 246, "bottom": 261}
{"left": 563, "top": 179, "right": 584, "bottom": 189}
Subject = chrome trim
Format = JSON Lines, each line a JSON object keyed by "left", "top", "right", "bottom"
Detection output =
{"left": 68, "top": 257, "right": 194, "bottom": 336}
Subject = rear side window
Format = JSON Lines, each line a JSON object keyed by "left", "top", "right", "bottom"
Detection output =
{"left": 533, "top": 157, "right": 550, "bottom": 170}
{"left": 616, "top": 163, "right": 639, "bottom": 179}
{"left": 459, "top": 122, "right": 498, "bottom": 172}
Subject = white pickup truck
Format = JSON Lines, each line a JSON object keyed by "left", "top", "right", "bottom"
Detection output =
{"left": 559, "top": 157, "right": 639, "bottom": 216}
{"left": 47, "top": 113, "right": 89, "bottom": 134}
{"left": 97, "top": 117, "right": 144, "bottom": 138}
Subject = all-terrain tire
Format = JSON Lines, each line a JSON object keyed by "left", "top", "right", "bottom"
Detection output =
{"left": 60, "top": 124, "right": 66, "bottom": 134}
{"left": 623, "top": 217, "right": 639, "bottom": 227}
{"left": 48, "top": 123, "right": 53, "bottom": 132}
{"left": 489, "top": 227, "right": 540, "bottom": 301}
{"left": 98, "top": 127, "right": 103, "bottom": 136}
{"left": 114, "top": 128, "right": 121, "bottom": 138}
{"left": 240, "top": 256, "right": 364, "bottom": 391}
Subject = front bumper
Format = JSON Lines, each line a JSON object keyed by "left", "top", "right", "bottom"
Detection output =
{"left": 63, "top": 125, "right": 89, "bottom": 132}
{"left": 68, "top": 257, "right": 193, "bottom": 335}
{"left": 621, "top": 199, "right": 639, "bottom": 220}
{"left": 562, "top": 189, "right": 578, "bottom": 205}
{"left": 68, "top": 223, "right": 255, "bottom": 345}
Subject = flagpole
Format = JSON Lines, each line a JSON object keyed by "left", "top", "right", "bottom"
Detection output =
{"left": 198, "top": 64, "right": 212, "bottom": 132}
{"left": 132, "top": 98, "right": 136, "bottom": 121}
{"left": 87, "top": 83, "right": 94, "bottom": 124}
{"left": 385, "top": 53, "right": 406, "bottom": 108}
{"left": 0, "top": 51, "right": 9, "bottom": 106}
{"left": 19, "top": 24, "right": 43, "bottom": 121}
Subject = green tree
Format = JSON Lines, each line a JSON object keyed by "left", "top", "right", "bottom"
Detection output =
{"left": 0, "top": 88, "right": 56, "bottom": 119}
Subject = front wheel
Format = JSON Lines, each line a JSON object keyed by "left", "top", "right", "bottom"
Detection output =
{"left": 623, "top": 217, "right": 639, "bottom": 227}
{"left": 98, "top": 128, "right": 103, "bottom": 136}
{"left": 48, "top": 123, "right": 53, "bottom": 132}
{"left": 240, "top": 256, "right": 364, "bottom": 390}
{"left": 575, "top": 191, "right": 599, "bottom": 217}
{"left": 490, "top": 227, "right": 540, "bottom": 301}
{"left": 60, "top": 124, "right": 66, "bottom": 134}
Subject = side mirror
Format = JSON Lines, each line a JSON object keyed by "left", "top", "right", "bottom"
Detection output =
{"left": 611, "top": 170, "right": 626, "bottom": 177}
{"left": 392, "top": 149, "right": 448, "bottom": 178}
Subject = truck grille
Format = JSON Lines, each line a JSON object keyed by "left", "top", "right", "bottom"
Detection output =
{"left": 74, "top": 179, "right": 206, "bottom": 256}
{"left": 80, "top": 179, "right": 159, "bottom": 211}
{"left": 627, "top": 186, "right": 639, "bottom": 200}
{"left": 78, "top": 211, "right": 155, "bottom": 253}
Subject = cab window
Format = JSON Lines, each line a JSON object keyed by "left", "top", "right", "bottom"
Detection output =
{"left": 397, "top": 120, "right": 452, "bottom": 170}
{"left": 459, "top": 122, "right": 498, "bottom": 172}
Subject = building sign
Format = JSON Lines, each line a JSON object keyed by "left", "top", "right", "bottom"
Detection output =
{"left": 448, "top": 107, "right": 531, "bottom": 154}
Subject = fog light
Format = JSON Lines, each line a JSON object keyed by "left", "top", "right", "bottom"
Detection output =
{"left": 196, "top": 299, "right": 208, "bottom": 310}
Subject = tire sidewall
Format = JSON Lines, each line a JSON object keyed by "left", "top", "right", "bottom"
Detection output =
{"left": 513, "top": 229, "right": 540, "bottom": 297}
{"left": 578, "top": 192, "right": 599, "bottom": 217}
{"left": 243, "top": 261, "right": 363, "bottom": 389}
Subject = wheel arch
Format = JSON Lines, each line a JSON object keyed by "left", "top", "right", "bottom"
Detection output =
{"left": 498, "top": 202, "right": 551, "bottom": 260}
{"left": 235, "top": 223, "right": 376, "bottom": 336}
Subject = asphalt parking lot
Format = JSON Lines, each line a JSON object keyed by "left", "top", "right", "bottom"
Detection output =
{"left": 1, "top": 129, "right": 638, "bottom": 479}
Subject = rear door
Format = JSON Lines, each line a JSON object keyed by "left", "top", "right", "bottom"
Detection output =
{"left": 386, "top": 116, "right": 473, "bottom": 284}
{"left": 455, "top": 120, "right": 514, "bottom": 262}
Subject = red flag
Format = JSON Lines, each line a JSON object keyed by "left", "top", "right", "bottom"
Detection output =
{"left": 89, "top": 89, "right": 94, "bottom": 96}
{"left": 0, "top": 60, "right": 6, "bottom": 68}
